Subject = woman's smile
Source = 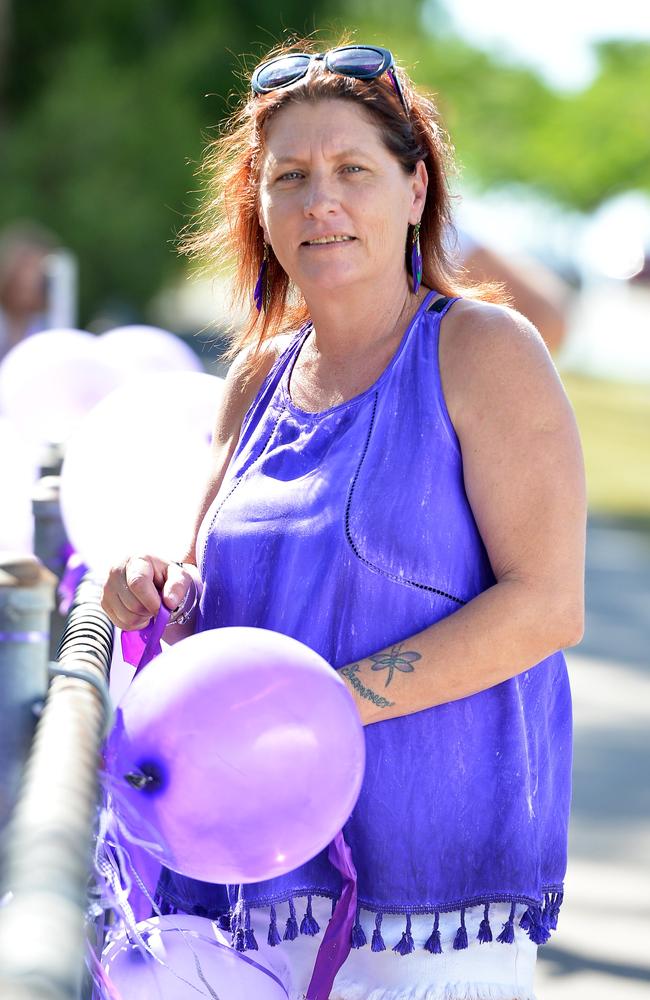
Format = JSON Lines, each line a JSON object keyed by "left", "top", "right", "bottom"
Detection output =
{"left": 301, "top": 236, "right": 358, "bottom": 250}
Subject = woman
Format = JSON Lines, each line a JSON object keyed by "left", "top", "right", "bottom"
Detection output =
{"left": 102, "top": 39, "right": 586, "bottom": 1000}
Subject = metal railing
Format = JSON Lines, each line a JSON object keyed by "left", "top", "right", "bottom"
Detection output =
{"left": 0, "top": 567, "right": 114, "bottom": 1000}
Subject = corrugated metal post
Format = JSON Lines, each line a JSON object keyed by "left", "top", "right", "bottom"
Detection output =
{"left": 37, "top": 443, "right": 65, "bottom": 480}
{"left": 0, "top": 576, "right": 114, "bottom": 1000}
{"left": 0, "top": 554, "right": 56, "bottom": 834}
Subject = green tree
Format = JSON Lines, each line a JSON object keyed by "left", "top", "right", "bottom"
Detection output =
{"left": 385, "top": 29, "right": 650, "bottom": 211}
{"left": 1, "top": 1, "right": 341, "bottom": 321}
{"left": 2, "top": 3, "right": 649, "bottom": 320}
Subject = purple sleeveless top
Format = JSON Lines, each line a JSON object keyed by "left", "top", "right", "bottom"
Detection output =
{"left": 157, "top": 289, "right": 570, "bottom": 952}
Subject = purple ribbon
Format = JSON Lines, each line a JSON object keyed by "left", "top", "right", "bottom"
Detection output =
{"left": 306, "top": 830, "right": 358, "bottom": 1000}
{"left": 120, "top": 605, "right": 170, "bottom": 675}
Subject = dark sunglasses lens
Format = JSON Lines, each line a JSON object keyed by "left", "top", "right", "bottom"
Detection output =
{"left": 256, "top": 54, "right": 311, "bottom": 91}
{"left": 329, "top": 47, "right": 385, "bottom": 77}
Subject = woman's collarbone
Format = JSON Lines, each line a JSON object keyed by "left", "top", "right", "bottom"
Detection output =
{"left": 289, "top": 349, "right": 393, "bottom": 411}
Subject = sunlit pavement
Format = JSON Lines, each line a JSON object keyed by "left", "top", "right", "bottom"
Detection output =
{"left": 536, "top": 515, "right": 650, "bottom": 999}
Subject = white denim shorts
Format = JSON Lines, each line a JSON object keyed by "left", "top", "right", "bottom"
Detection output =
{"left": 246, "top": 896, "right": 539, "bottom": 1000}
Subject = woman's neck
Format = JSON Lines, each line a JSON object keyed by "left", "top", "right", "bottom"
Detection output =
{"left": 302, "top": 274, "right": 430, "bottom": 367}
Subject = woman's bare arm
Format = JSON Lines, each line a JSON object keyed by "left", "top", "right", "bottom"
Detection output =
{"left": 338, "top": 302, "right": 586, "bottom": 724}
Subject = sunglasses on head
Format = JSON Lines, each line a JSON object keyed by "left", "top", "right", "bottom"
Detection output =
{"left": 251, "top": 45, "right": 409, "bottom": 117}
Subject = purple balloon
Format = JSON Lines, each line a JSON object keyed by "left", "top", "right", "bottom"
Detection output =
{"left": 0, "top": 328, "right": 120, "bottom": 444}
{"left": 105, "top": 626, "right": 365, "bottom": 883}
{"left": 96, "top": 324, "right": 204, "bottom": 379}
{"left": 101, "top": 914, "right": 290, "bottom": 999}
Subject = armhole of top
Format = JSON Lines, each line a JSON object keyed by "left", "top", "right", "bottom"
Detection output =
{"left": 237, "top": 329, "right": 305, "bottom": 444}
{"left": 428, "top": 295, "right": 463, "bottom": 458}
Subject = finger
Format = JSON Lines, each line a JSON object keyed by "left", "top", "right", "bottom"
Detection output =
{"left": 103, "top": 564, "right": 152, "bottom": 620}
{"left": 100, "top": 588, "right": 122, "bottom": 628}
{"left": 124, "top": 557, "right": 163, "bottom": 616}
{"left": 161, "top": 562, "right": 189, "bottom": 611}
{"left": 118, "top": 574, "right": 153, "bottom": 618}
{"left": 112, "top": 591, "right": 153, "bottom": 632}
{"left": 101, "top": 591, "right": 150, "bottom": 631}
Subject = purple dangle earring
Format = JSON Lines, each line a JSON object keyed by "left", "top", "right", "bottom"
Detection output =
{"left": 410, "top": 222, "right": 422, "bottom": 295}
{"left": 253, "top": 242, "right": 271, "bottom": 312}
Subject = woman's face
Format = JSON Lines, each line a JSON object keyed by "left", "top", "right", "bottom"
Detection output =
{"left": 257, "top": 98, "right": 427, "bottom": 297}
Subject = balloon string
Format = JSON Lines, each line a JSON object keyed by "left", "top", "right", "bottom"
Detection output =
{"left": 121, "top": 604, "right": 170, "bottom": 673}
{"left": 95, "top": 822, "right": 220, "bottom": 996}
{"left": 86, "top": 939, "right": 123, "bottom": 1000}
{"left": 98, "top": 775, "right": 167, "bottom": 856}
{"left": 93, "top": 805, "right": 290, "bottom": 999}
{"left": 119, "top": 838, "right": 290, "bottom": 997}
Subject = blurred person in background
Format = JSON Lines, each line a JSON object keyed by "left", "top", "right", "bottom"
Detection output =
{"left": 0, "top": 220, "right": 60, "bottom": 362}
{"left": 446, "top": 223, "right": 572, "bottom": 355}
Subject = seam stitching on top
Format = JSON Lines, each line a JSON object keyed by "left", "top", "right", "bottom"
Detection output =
{"left": 344, "top": 392, "right": 466, "bottom": 606}
{"left": 199, "top": 407, "right": 284, "bottom": 577}
{"left": 157, "top": 885, "right": 553, "bottom": 916}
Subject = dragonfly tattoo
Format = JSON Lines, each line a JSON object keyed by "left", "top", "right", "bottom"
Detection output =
{"left": 369, "top": 643, "right": 421, "bottom": 687}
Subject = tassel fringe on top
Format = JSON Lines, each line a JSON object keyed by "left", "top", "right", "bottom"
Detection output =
{"left": 153, "top": 888, "right": 564, "bottom": 956}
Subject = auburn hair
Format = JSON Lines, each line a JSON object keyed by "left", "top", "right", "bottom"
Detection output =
{"left": 179, "top": 36, "right": 510, "bottom": 383}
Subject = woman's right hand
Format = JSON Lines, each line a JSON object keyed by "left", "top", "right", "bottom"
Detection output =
{"left": 101, "top": 555, "right": 190, "bottom": 632}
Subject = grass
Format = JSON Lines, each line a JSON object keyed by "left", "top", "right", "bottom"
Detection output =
{"left": 559, "top": 371, "right": 650, "bottom": 518}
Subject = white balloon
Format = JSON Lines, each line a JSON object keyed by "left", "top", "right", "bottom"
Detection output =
{"left": 101, "top": 914, "right": 290, "bottom": 1000}
{"left": 0, "top": 418, "right": 38, "bottom": 552}
{"left": 59, "top": 372, "right": 223, "bottom": 576}
{"left": 97, "top": 324, "right": 204, "bottom": 380}
{"left": 0, "top": 329, "right": 121, "bottom": 445}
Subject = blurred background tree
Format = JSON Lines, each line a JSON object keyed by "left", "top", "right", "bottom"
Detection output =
{"left": 1, "top": 0, "right": 649, "bottom": 322}
{"left": 0, "top": 0, "right": 346, "bottom": 320}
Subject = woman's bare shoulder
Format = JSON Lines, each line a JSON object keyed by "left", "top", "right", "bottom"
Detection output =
{"left": 218, "top": 330, "right": 299, "bottom": 428}
{"left": 440, "top": 297, "right": 559, "bottom": 426}
{"left": 229, "top": 330, "right": 297, "bottom": 389}
{"left": 443, "top": 296, "right": 548, "bottom": 353}
{"left": 269, "top": 331, "right": 298, "bottom": 358}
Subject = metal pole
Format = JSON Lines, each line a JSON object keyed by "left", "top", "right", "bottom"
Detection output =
{"left": 0, "top": 554, "right": 56, "bottom": 834}
{"left": 37, "top": 443, "right": 65, "bottom": 480}
{"left": 31, "top": 474, "right": 68, "bottom": 660}
{"left": 0, "top": 576, "right": 114, "bottom": 1000}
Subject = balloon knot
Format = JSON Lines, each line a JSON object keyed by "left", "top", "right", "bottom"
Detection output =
{"left": 124, "top": 762, "right": 163, "bottom": 792}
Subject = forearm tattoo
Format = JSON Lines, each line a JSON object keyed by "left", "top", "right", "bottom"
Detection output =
{"left": 340, "top": 663, "right": 395, "bottom": 708}
{"left": 369, "top": 643, "right": 421, "bottom": 687}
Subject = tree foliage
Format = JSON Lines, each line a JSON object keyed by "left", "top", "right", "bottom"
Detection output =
{"left": 1, "top": 1, "right": 342, "bottom": 319}
{"left": 367, "top": 25, "right": 650, "bottom": 211}
{"left": 1, "top": 2, "right": 648, "bottom": 320}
